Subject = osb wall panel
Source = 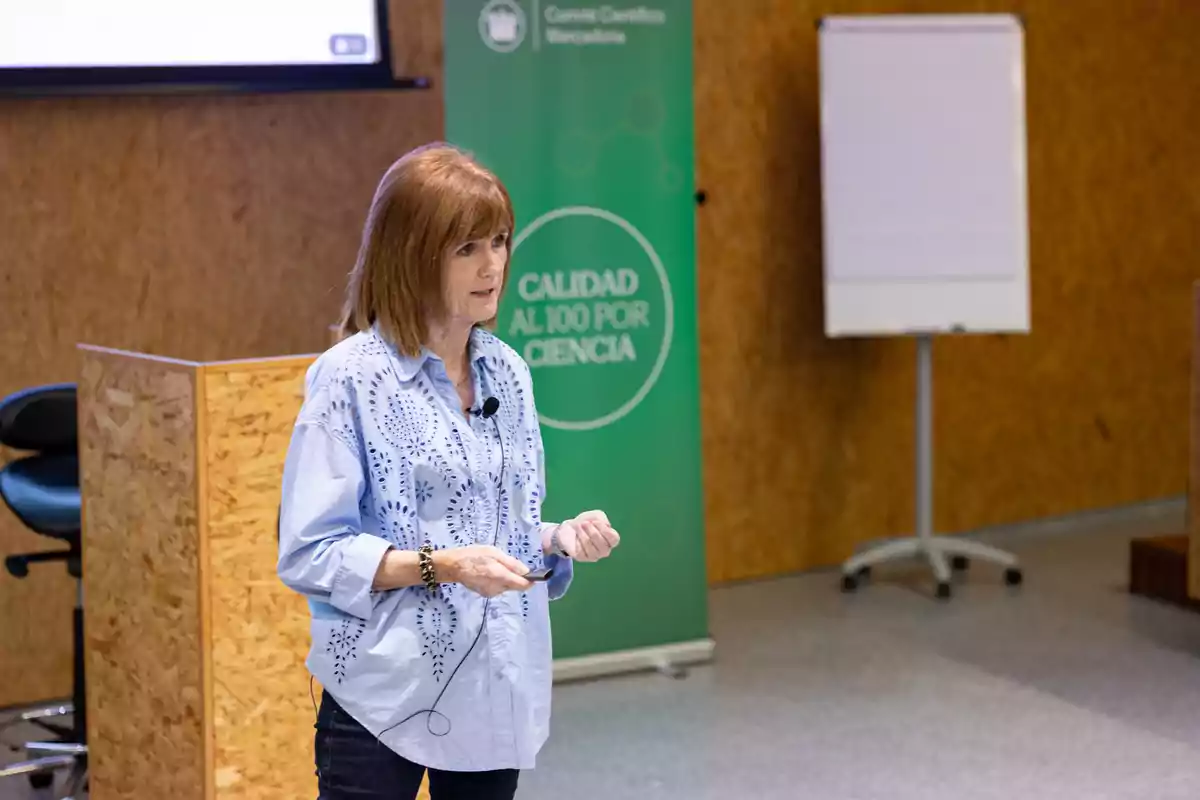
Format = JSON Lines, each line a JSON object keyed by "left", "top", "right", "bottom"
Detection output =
{"left": 77, "top": 348, "right": 206, "bottom": 800}
{"left": 0, "top": 0, "right": 442, "bottom": 705}
{"left": 696, "top": 0, "right": 1200, "bottom": 582}
{"left": 201, "top": 358, "right": 316, "bottom": 799}
{"left": 0, "top": 441, "right": 73, "bottom": 708}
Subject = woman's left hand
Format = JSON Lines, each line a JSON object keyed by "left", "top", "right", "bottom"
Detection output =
{"left": 555, "top": 510, "right": 620, "bottom": 562}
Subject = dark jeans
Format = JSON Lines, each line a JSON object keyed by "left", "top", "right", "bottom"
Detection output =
{"left": 314, "top": 692, "right": 520, "bottom": 800}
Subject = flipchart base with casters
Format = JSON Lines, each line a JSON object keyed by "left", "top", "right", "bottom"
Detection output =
{"left": 839, "top": 335, "right": 1024, "bottom": 599}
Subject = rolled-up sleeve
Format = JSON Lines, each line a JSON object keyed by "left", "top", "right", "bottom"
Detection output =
{"left": 277, "top": 421, "right": 390, "bottom": 621}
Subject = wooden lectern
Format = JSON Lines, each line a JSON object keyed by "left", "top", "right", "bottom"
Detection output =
{"left": 78, "top": 345, "right": 318, "bottom": 799}
{"left": 77, "top": 345, "right": 436, "bottom": 800}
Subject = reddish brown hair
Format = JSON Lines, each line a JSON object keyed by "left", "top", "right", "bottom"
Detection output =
{"left": 339, "top": 143, "right": 515, "bottom": 355}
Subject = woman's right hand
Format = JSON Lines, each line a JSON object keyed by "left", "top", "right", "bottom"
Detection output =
{"left": 433, "top": 545, "right": 534, "bottom": 598}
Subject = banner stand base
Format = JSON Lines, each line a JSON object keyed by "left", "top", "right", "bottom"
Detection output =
{"left": 552, "top": 638, "right": 715, "bottom": 684}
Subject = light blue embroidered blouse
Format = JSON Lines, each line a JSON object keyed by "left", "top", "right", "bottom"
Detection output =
{"left": 277, "top": 325, "right": 573, "bottom": 772}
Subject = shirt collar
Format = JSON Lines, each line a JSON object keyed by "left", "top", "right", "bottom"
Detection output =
{"left": 373, "top": 325, "right": 501, "bottom": 382}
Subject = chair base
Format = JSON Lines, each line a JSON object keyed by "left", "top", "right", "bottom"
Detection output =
{"left": 1, "top": 710, "right": 88, "bottom": 795}
{"left": 0, "top": 589, "right": 89, "bottom": 795}
{"left": 0, "top": 751, "right": 87, "bottom": 797}
{"left": 0, "top": 753, "right": 76, "bottom": 778}
{"left": 840, "top": 534, "right": 1023, "bottom": 599}
{"left": 5, "top": 549, "right": 73, "bottom": 579}
{"left": 0, "top": 702, "right": 73, "bottom": 741}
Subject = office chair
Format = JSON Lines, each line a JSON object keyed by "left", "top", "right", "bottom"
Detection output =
{"left": 0, "top": 384, "right": 88, "bottom": 798}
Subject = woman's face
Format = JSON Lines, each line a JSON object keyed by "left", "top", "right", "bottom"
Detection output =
{"left": 442, "top": 229, "right": 509, "bottom": 327}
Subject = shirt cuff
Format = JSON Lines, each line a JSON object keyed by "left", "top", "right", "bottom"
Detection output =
{"left": 330, "top": 534, "right": 392, "bottom": 620}
{"left": 545, "top": 553, "right": 574, "bottom": 601}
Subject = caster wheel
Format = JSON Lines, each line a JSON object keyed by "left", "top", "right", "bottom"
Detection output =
{"left": 841, "top": 573, "right": 858, "bottom": 593}
{"left": 951, "top": 555, "right": 969, "bottom": 571}
{"left": 936, "top": 581, "right": 952, "bottom": 600}
{"left": 29, "top": 772, "right": 54, "bottom": 790}
{"left": 1004, "top": 567, "right": 1023, "bottom": 586}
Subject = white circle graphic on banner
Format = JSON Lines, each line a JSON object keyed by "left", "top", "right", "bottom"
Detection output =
{"left": 511, "top": 206, "right": 675, "bottom": 432}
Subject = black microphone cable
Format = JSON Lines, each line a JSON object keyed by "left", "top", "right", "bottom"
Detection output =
{"left": 376, "top": 396, "right": 506, "bottom": 740}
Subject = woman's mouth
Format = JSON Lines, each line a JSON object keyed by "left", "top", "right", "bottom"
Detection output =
{"left": 471, "top": 288, "right": 496, "bottom": 298}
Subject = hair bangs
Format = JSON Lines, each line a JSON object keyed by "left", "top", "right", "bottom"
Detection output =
{"left": 447, "top": 172, "right": 514, "bottom": 246}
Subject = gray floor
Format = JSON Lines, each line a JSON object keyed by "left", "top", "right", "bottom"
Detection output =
{"left": 7, "top": 502, "right": 1200, "bottom": 799}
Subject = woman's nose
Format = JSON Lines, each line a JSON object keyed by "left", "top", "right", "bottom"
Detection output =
{"left": 482, "top": 252, "right": 503, "bottom": 275}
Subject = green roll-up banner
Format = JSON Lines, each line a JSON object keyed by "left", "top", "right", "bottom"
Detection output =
{"left": 445, "top": 1, "right": 710, "bottom": 671}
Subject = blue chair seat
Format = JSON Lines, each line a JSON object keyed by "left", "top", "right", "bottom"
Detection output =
{"left": 0, "top": 454, "right": 81, "bottom": 542}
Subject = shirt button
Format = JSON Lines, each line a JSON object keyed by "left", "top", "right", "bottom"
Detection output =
{"left": 489, "top": 606, "right": 500, "bottom": 620}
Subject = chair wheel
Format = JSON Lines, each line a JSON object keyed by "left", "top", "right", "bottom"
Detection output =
{"left": 936, "top": 581, "right": 952, "bottom": 599}
{"left": 951, "top": 555, "right": 969, "bottom": 571}
{"left": 841, "top": 573, "right": 858, "bottom": 593}
{"left": 1004, "top": 567, "right": 1023, "bottom": 586}
{"left": 29, "top": 772, "right": 54, "bottom": 789}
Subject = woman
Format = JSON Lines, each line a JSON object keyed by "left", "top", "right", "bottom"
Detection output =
{"left": 277, "top": 143, "right": 620, "bottom": 799}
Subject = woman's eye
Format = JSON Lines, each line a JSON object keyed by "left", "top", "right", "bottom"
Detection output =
{"left": 492, "top": 233, "right": 508, "bottom": 248}
{"left": 457, "top": 242, "right": 476, "bottom": 256}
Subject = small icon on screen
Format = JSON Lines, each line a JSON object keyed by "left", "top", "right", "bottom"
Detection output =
{"left": 329, "top": 34, "right": 369, "bottom": 57}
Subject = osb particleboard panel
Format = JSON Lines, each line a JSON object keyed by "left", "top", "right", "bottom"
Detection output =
{"left": 0, "top": 0, "right": 441, "bottom": 707}
{"left": 202, "top": 357, "right": 316, "bottom": 799}
{"left": 695, "top": 0, "right": 1200, "bottom": 582}
{"left": 1189, "top": 283, "right": 1200, "bottom": 600}
{"left": 77, "top": 347, "right": 207, "bottom": 800}
{"left": 202, "top": 355, "right": 434, "bottom": 799}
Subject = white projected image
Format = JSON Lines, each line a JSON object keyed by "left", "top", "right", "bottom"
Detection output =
{"left": 0, "top": 0, "right": 380, "bottom": 69}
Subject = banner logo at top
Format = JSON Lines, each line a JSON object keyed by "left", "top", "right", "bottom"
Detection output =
{"left": 502, "top": 206, "right": 674, "bottom": 432}
{"left": 479, "top": 1, "right": 670, "bottom": 52}
{"left": 479, "top": 0, "right": 527, "bottom": 53}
